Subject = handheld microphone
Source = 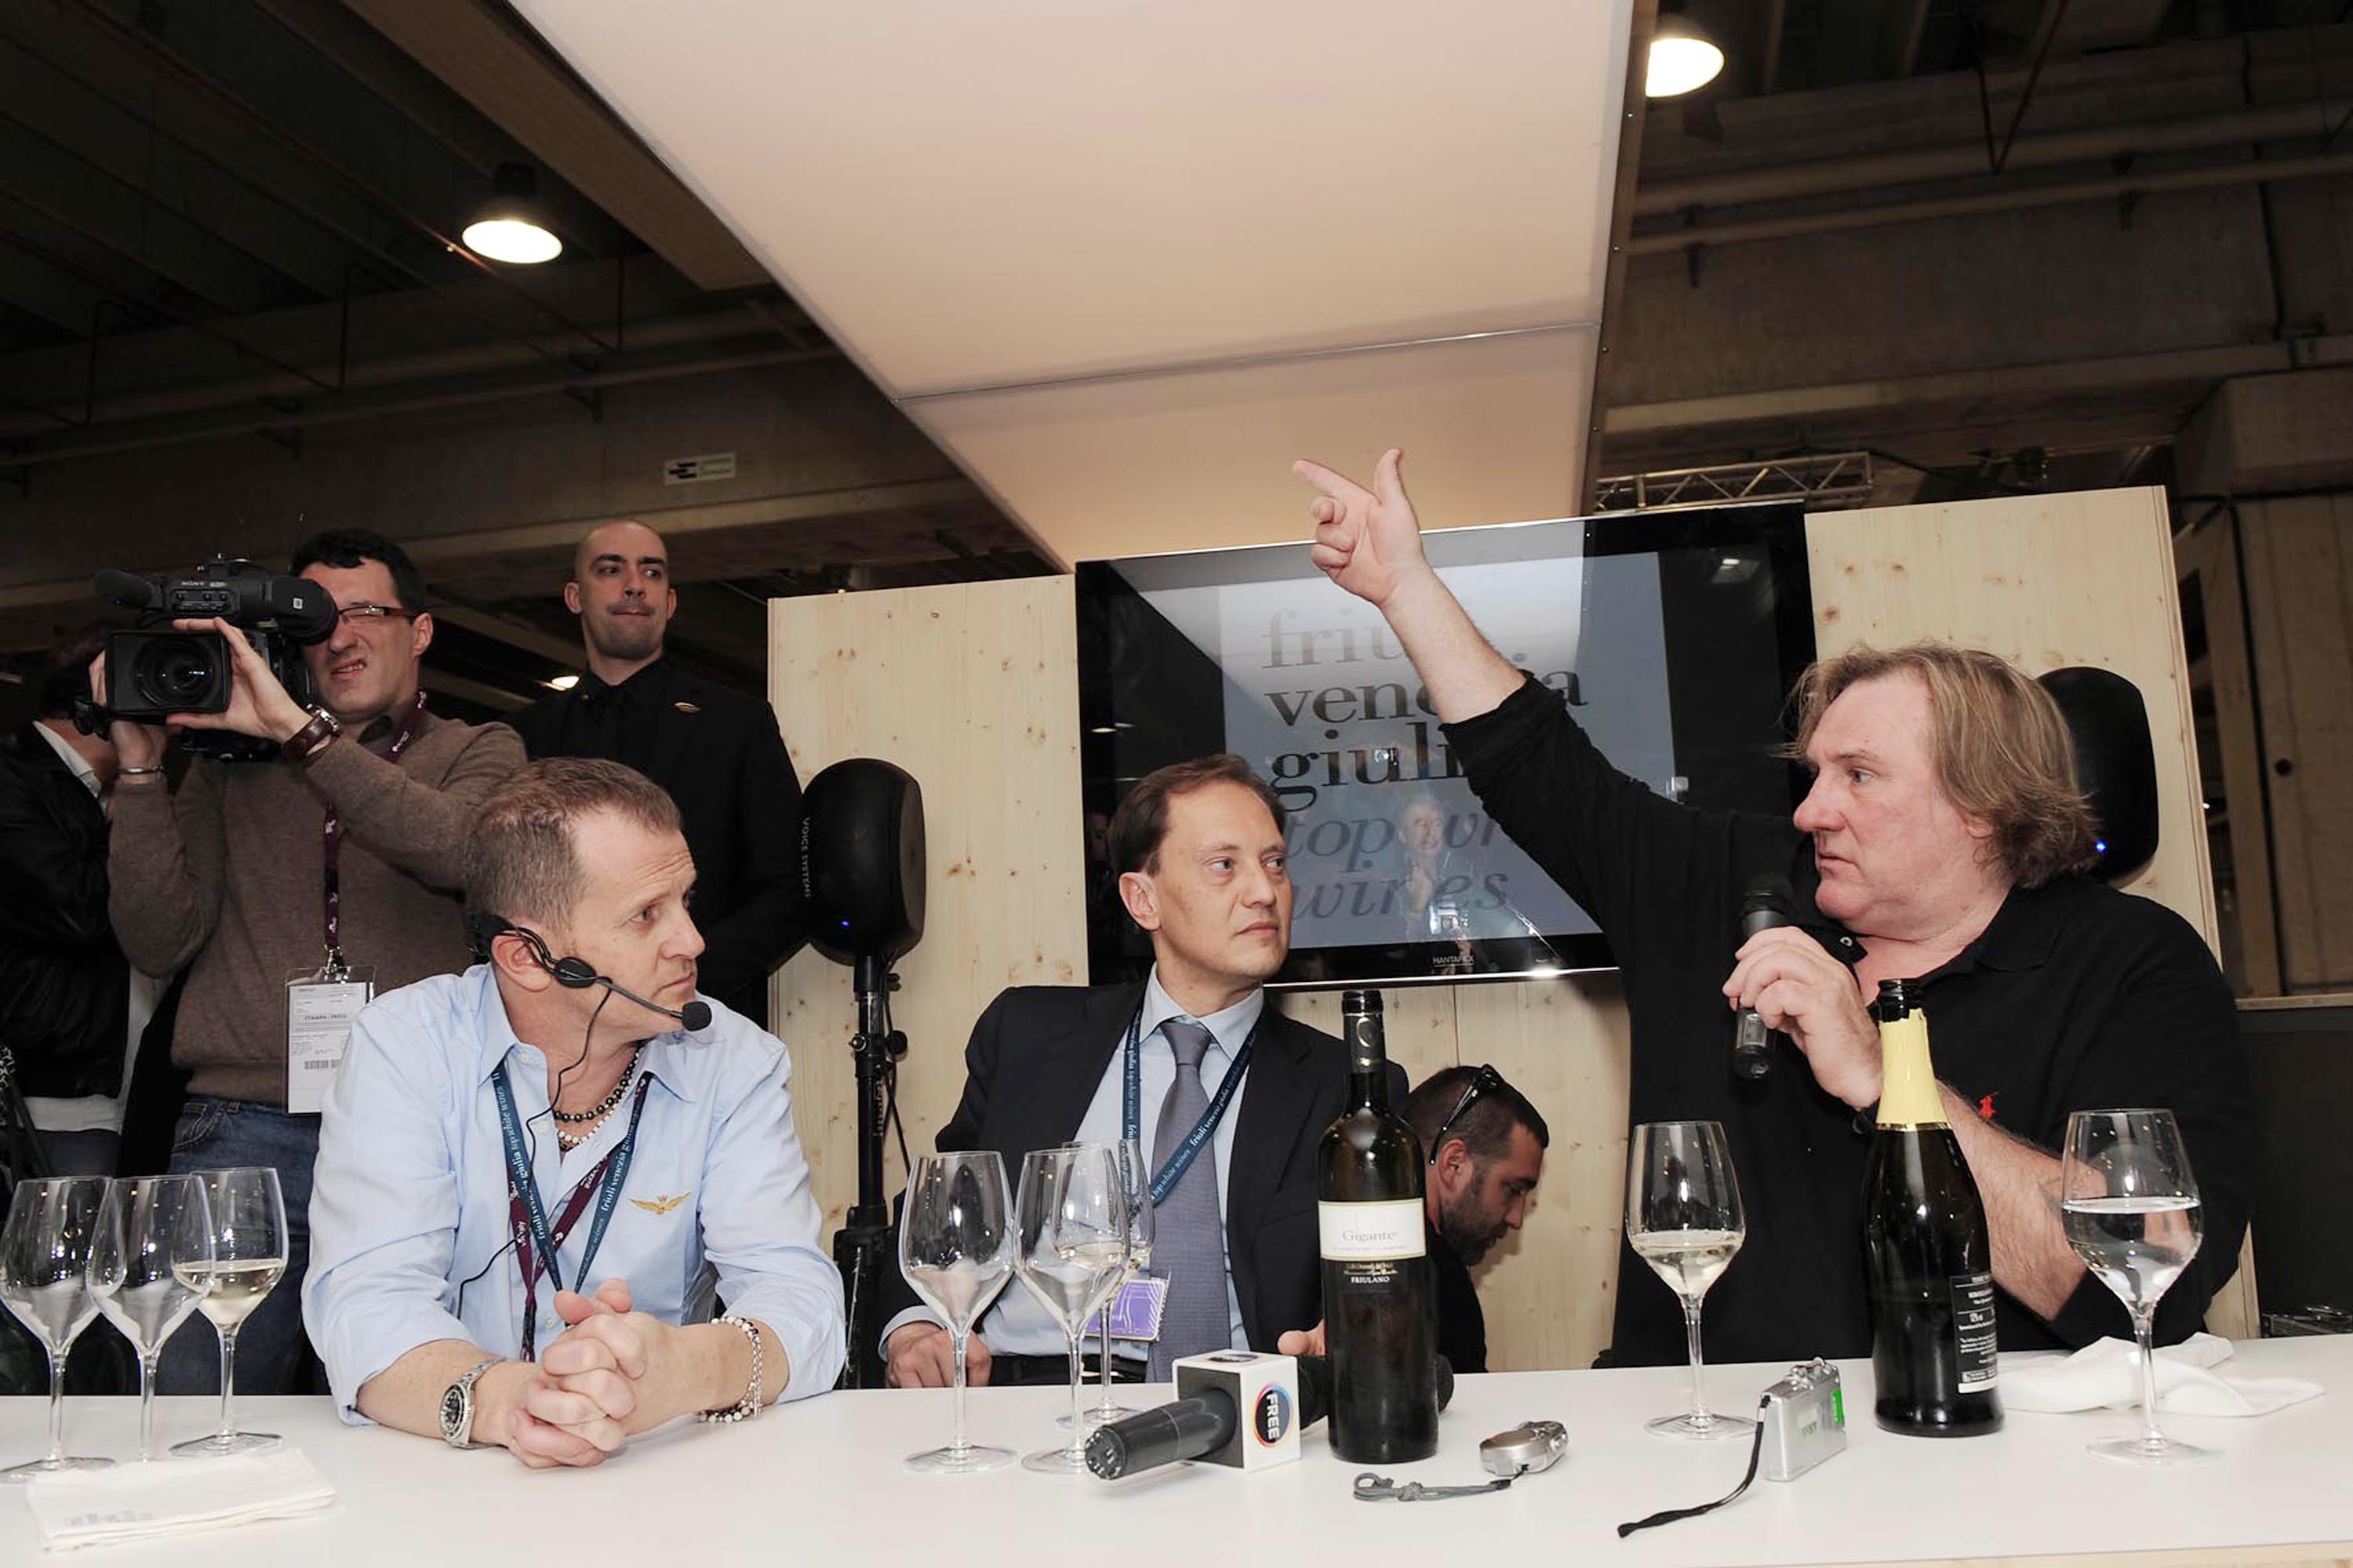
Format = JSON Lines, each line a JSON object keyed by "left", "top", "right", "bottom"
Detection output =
{"left": 1733, "top": 873, "right": 1796, "bottom": 1082}
{"left": 1085, "top": 1353, "right": 1456, "bottom": 1480}
{"left": 592, "top": 974, "right": 712, "bottom": 1033}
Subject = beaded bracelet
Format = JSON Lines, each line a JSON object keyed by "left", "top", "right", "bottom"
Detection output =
{"left": 700, "top": 1315, "right": 763, "bottom": 1424}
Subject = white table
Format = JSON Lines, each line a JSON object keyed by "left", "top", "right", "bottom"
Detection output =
{"left": 5, "top": 1336, "right": 2349, "bottom": 1566}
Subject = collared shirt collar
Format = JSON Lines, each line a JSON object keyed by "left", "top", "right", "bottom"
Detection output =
{"left": 575, "top": 657, "right": 671, "bottom": 706}
{"left": 467, "top": 963, "right": 702, "bottom": 1103}
{"left": 1136, "top": 966, "right": 1264, "bottom": 1060}
{"left": 31, "top": 721, "right": 100, "bottom": 799}
{"left": 1924, "top": 877, "right": 2065, "bottom": 980}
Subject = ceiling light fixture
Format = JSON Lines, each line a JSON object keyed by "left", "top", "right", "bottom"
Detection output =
{"left": 463, "top": 163, "right": 563, "bottom": 264}
{"left": 546, "top": 674, "right": 580, "bottom": 691}
{"left": 1646, "top": 13, "right": 1725, "bottom": 99}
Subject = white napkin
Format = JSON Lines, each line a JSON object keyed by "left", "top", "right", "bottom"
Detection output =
{"left": 2002, "top": 1333, "right": 2323, "bottom": 1417}
{"left": 25, "top": 1447, "right": 336, "bottom": 1552}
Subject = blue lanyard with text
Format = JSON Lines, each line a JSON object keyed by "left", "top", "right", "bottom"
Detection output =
{"left": 490, "top": 1061, "right": 652, "bottom": 1348}
{"left": 1121, "top": 1006, "right": 1256, "bottom": 1206}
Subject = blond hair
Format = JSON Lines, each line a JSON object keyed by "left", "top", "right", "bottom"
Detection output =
{"left": 464, "top": 759, "right": 682, "bottom": 926}
{"left": 1788, "top": 642, "right": 2097, "bottom": 888}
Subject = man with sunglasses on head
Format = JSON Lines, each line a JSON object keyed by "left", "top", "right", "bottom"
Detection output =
{"left": 96, "top": 527, "right": 524, "bottom": 1397}
{"left": 1402, "top": 1064, "right": 1548, "bottom": 1374}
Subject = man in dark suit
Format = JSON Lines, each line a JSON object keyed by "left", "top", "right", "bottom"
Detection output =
{"left": 508, "top": 520, "right": 806, "bottom": 1028}
{"left": 879, "top": 754, "right": 1402, "bottom": 1388}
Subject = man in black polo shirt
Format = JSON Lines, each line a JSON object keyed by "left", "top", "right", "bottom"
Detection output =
{"left": 511, "top": 521, "right": 806, "bottom": 1029}
{"left": 1293, "top": 449, "right": 2252, "bottom": 1368}
{"left": 1402, "top": 1064, "right": 1547, "bottom": 1373}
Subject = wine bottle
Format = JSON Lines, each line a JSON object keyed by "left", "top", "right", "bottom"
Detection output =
{"left": 1861, "top": 979, "right": 2003, "bottom": 1437}
{"left": 1317, "top": 989, "right": 1438, "bottom": 1463}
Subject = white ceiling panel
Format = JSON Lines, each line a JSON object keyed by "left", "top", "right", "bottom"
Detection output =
{"left": 512, "top": 0, "right": 1634, "bottom": 562}
{"left": 919, "top": 328, "right": 1598, "bottom": 563}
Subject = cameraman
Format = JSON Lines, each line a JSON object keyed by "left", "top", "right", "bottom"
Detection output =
{"left": 96, "top": 529, "right": 524, "bottom": 1396}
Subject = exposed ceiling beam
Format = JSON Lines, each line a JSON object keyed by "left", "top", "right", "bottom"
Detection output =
{"left": 426, "top": 600, "right": 584, "bottom": 668}
{"left": 335, "top": 0, "right": 771, "bottom": 292}
{"left": 420, "top": 667, "right": 529, "bottom": 711}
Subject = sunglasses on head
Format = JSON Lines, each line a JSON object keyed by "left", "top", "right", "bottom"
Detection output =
{"left": 1426, "top": 1063, "right": 1507, "bottom": 1165}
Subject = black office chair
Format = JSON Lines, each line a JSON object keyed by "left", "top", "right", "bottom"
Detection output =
{"left": 2038, "top": 665, "right": 2159, "bottom": 885}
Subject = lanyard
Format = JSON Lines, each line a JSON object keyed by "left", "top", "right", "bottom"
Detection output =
{"left": 491, "top": 1061, "right": 653, "bottom": 1359}
{"left": 319, "top": 691, "right": 427, "bottom": 972}
{"left": 1121, "top": 1006, "right": 1257, "bottom": 1207}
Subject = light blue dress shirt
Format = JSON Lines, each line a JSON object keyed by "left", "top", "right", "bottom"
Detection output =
{"left": 303, "top": 965, "right": 846, "bottom": 1421}
{"left": 885, "top": 969, "right": 1259, "bottom": 1360}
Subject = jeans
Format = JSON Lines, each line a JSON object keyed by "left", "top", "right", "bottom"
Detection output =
{"left": 156, "top": 1099, "right": 322, "bottom": 1397}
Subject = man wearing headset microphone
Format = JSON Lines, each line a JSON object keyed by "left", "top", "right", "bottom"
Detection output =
{"left": 303, "top": 759, "right": 844, "bottom": 1466}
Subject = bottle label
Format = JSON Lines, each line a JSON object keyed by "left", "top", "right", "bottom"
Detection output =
{"left": 1318, "top": 1199, "right": 1425, "bottom": 1261}
{"left": 1951, "top": 1271, "right": 1998, "bottom": 1390}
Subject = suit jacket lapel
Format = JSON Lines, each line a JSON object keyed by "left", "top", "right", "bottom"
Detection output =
{"left": 1021, "top": 980, "right": 1144, "bottom": 1158}
{"left": 642, "top": 668, "right": 703, "bottom": 788}
{"left": 1224, "top": 1010, "right": 1318, "bottom": 1346}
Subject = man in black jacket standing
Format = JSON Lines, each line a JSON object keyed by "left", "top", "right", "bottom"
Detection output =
{"left": 0, "top": 634, "right": 163, "bottom": 1177}
{"left": 509, "top": 521, "right": 806, "bottom": 1028}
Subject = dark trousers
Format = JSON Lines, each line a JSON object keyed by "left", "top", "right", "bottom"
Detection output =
{"left": 156, "top": 1099, "right": 322, "bottom": 1397}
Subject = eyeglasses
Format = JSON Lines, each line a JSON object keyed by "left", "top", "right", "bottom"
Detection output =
{"left": 336, "top": 603, "right": 422, "bottom": 624}
{"left": 1426, "top": 1063, "right": 1507, "bottom": 1164}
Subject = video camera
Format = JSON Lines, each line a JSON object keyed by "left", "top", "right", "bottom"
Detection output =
{"left": 75, "top": 559, "right": 340, "bottom": 763}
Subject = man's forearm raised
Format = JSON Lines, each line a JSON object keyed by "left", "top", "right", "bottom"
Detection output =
{"left": 1293, "top": 449, "right": 1522, "bottom": 723}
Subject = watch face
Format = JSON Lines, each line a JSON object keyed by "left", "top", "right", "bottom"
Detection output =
{"left": 440, "top": 1383, "right": 467, "bottom": 1441}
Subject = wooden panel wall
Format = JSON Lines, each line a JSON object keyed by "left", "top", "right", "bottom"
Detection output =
{"left": 772, "top": 486, "right": 2247, "bottom": 1366}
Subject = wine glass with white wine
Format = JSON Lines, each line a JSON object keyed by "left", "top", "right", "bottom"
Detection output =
{"left": 89, "top": 1177, "right": 213, "bottom": 1463}
{"left": 898, "top": 1150, "right": 1016, "bottom": 1473}
{"left": 1627, "top": 1119, "right": 1751, "bottom": 1440}
{"left": 0, "top": 1177, "right": 115, "bottom": 1480}
{"left": 170, "top": 1168, "right": 289, "bottom": 1457}
{"left": 2062, "top": 1108, "right": 2217, "bottom": 1467}
{"left": 1013, "top": 1144, "right": 1129, "bottom": 1473}
{"left": 1071, "top": 1136, "right": 1155, "bottom": 1428}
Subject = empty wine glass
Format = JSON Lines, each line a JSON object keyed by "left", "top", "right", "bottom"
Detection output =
{"left": 171, "top": 1168, "right": 289, "bottom": 1457}
{"left": 2062, "top": 1108, "right": 2217, "bottom": 1467}
{"left": 1013, "top": 1143, "right": 1129, "bottom": 1473}
{"left": 0, "top": 1177, "right": 115, "bottom": 1481}
{"left": 1627, "top": 1120, "right": 1751, "bottom": 1440}
{"left": 899, "top": 1151, "right": 1017, "bottom": 1473}
{"left": 89, "top": 1176, "right": 214, "bottom": 1462}
{"left": 1071, "top": 1136, "right": 1155, "bottom": 1428}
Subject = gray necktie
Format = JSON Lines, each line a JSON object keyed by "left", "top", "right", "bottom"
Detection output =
{"left": 1148, "top": 1017, "right": 1231, "bottom": 1380}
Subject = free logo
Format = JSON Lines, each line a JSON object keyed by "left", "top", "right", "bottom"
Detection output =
{"left": 1253, "top": 1385, "right": 1293, "bottom": 1446}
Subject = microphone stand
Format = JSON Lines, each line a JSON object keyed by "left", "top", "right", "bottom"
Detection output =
{"left": 834, "top": 952, "right": 907, "bottom": 1388}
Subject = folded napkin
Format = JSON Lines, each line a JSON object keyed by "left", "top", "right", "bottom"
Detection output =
{"left": 2002, "top": 1332, "right": 2323, "bottom": 1417}
{"left": 26, "top": 1447, "right": 336, "bottom": 1552}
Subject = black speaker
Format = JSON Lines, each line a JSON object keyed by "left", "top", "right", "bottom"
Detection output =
{"left": 800, "top": 759, "right": 926, "bottom": 965}
{"left": 2037, "top": 666, "right": 2158, "bottom": 885}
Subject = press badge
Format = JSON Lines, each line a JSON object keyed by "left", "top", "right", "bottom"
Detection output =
{"left": 285, "top": 964, "right": 374, "bottom": 1115}
{"left": 1090, "top": 1275, "right": 1171, "bottom": 1343}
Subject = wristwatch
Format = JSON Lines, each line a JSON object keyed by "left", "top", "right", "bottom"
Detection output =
{"left": 282, "top": 705, "right": 341, "bottom": 762}
{"left": 440, "top": 1356, "right": 503, "bottom": 1450}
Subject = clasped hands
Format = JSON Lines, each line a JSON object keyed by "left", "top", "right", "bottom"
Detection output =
{"left": 488, "top": 1279, "right": 691, "bottom": 1468}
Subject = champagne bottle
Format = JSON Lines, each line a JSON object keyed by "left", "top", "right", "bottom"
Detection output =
{"left": 1861, "top": 979, "right": 2003, "bottom": 1437}
{"left": 1317, "top": 989, "right": 1438, "bottom": 1463}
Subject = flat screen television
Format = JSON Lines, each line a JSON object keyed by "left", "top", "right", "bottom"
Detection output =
{"left": 1075, "top": 501, "right": 1818, "bottom": 988}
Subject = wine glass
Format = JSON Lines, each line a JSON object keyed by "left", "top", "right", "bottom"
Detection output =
{"left": 2061, "top": 1108, "right": 2217, "bottom": 1467}
{"left": 0, "top": 1177, "right": 116, "bottom": 1481}
{"left": 170, "top": 1168, "right": 289, "bottom": 1457}
{"left": 1013, "top": 1143, "right": 1129, "bottom": 1473}
{"left": 1071, "top": 1136, "right": 1155, "bottom": 1428}
{"left": 899, "top": 1150, "right": 1017, "bottom": 1473}
{"left": 89, "top": 1176, "right": 215, "bottom": 1463}
{"left": 1626, "top": 1120, "right": 1751, "bottom": 1441}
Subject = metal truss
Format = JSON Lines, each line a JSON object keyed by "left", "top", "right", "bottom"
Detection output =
{"left": 1592, "top": 451, "right": 1875, "bottom": 512}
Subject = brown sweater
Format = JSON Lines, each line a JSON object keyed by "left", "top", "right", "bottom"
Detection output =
{"left": 107, "top": 710, "right": 525, "bottom": 1105}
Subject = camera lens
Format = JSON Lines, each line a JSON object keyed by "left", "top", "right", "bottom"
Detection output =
{"left": 133, "top": 635, "right": 218, "bottom": 708}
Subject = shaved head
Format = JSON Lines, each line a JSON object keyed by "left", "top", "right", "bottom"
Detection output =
{"left": 564, "top": 518, "right": 677, "bottom": 679}
{"left": 573, "top": 519, "right": 668, "bottom": 584}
